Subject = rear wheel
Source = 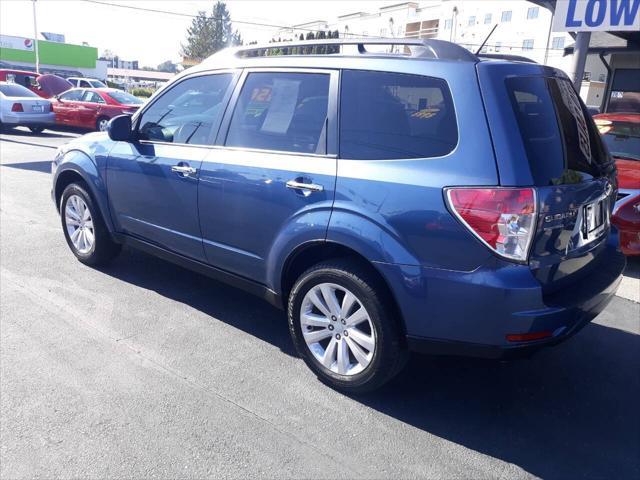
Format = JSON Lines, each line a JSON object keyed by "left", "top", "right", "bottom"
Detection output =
{"left": 288, "top": 260, "right": 407, "bottom": 393}
{"left": 60, "top": 182, "right": 120, "bottom": 266}
{"left": 28, "top": 126, "right": 44, "bottom": 134}
{"left": 96, "top": 117, "right": 109, "bottom": 132}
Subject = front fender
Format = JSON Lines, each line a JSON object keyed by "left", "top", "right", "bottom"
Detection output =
{"left": 53, "top": 137, "right": 115, "bottom": 233}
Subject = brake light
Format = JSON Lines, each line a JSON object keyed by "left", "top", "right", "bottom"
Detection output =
{"left": 506, "top": 331, "right": 552, "bottom": 342}
{"left": 11, "top": 103, "right": 23, "bottom": 112}
{"left": 446, "top": 187, "right": 537, "bottom": 262}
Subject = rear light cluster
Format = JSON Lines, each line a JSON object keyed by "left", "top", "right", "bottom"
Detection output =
{"left": 11, "top": 103, "right": 23, "bottom": 112}
{"left": 446, "top": 187, "right": 537, "bottom": 263}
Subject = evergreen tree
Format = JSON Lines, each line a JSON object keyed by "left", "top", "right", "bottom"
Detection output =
{"left": 181, "top": 1, "right": 242, "bottom": 61}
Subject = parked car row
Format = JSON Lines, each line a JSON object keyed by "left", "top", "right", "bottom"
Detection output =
{"left": 0, "top": 77, "right": 143, "bottom": 133}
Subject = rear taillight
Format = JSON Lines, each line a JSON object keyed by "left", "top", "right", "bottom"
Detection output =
{"left": 11, "top": 103, "right": 23, "bottom": 112}
{"left": 446, "top": 187, "right": 537, "bottom": 263}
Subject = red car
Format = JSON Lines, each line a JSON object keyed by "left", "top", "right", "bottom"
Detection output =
{"left": 594, "top": 113, "right": 640, "bottom": 255}
{"left": 51, "top": 88, "right": 143, "bottom": 131}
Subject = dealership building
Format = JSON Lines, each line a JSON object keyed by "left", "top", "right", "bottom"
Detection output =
{"left": 0, "top": 34, "right": 107, "bottom": 80}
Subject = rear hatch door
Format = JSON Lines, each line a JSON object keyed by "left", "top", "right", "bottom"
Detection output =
{"left": 478, "top": 62, "right": 617, "bottom": 293}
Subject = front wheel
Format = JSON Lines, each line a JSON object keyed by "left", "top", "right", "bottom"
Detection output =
{"left": 288, "top": 260, "right": 407, "bottom": 393}
{"left": 60, "top": 182, "right": 121, "bottom": 266}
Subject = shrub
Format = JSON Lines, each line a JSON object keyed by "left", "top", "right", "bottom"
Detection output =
{"left": 131, "top": 87, "right": 154, "bottom": 98}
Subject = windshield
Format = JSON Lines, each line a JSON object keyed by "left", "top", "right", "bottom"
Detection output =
{"left": 107, "top": 91, "right": 143, "bottom": 105}
{"left": 89, "top": 80, "right": 107, "bottom": 88}
{"left": 597, "top": 120, "right": 640, "bottom": 161}
{"left": 0, "top": 83, "right": 38, "bottom": 97}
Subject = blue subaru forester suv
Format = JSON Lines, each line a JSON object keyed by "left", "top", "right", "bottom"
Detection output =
{"left": 52, "top": 39, "right": 625, "bottom": 392}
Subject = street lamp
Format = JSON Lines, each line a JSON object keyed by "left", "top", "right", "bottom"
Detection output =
{"left": 32, "top": 0, "right": 40, "bottom": 74}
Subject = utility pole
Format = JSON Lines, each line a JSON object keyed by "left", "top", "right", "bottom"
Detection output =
{"left": 32, "top": 0, "right": 40, "bottom": 74}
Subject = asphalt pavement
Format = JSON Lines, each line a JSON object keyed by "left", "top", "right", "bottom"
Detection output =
{"left": 1, "top": 127, "right": 639, "bottom": 479}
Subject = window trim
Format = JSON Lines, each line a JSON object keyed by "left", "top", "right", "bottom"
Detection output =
{"left": 216, "top": 67, "right": 340, "bottom": 158}
{"left": 132, "top": 69, "right": 241, "bottom": 148}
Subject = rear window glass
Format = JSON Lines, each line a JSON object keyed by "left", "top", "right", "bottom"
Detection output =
{"left": 107, "top": 91, "right": 143, "bottom": 105}
{"left": 339, "top": 70, "right": 458, "bottom": 160}
{"left": 0, "top": 83, "right": 37, "bottom": 97}
{"left": 507, "top": 76, "right": 607, "bottom": 185}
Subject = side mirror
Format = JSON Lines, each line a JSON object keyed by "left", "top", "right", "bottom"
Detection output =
{"left": 107, "top": 114, "right": 133, "bottom": 141}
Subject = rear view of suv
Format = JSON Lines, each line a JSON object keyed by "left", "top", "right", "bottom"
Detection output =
{"left": 51, "top": 39, "right": 625, "bottom": 392}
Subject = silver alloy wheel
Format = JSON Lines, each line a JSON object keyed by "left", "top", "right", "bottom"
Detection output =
{"left": 300, "top": 282, "right": 376, "bottom": 376}
{"left": 98, "top": 118, "right": 109, "bottom": 131}
{"left": 64, "top": 194, "right": 95, "bottom": 254}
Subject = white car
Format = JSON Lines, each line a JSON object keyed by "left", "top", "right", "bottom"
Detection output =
{"left": 67, "top": 77, "right": 107, "bottom": 89}
{"left": 0, "top": 82, "right": 55, "bottom": 133}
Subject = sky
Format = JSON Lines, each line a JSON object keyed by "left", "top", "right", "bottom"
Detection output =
{"left": 0, "top": 0, "right": 395, "bottom": 67}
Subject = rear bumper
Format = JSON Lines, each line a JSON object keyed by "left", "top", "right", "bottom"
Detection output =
{"left": 377, "top": 239, "right": 625, "bottom": 359}
{"left": 1, "top": 112, "right": 56, "bottom": 126}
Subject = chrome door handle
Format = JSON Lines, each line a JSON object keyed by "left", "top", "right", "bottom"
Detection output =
{"left": 286, "top": 180, "right": 324, "bottom": 192}
{"left": 171, "top": 165, "right": 197, "bottom": 176}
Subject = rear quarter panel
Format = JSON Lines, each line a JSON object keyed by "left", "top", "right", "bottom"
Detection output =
{"left": 329, "top": 60, "right": 498, "bottom": 271}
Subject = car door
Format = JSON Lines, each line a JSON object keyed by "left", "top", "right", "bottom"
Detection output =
{"left": 197, "top": 69, "right": 338, "bottom": 284}
{"left": 54, "top": 89, "right": 84, "bottom": 126}
{"left": 77, "top": 90, "right": 104, "bottom": 128}
{"left": 107, "top": 72, "right": 238, "bottom": 261}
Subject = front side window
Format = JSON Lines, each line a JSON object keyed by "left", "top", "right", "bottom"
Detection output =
{"left": 340, "top": 70, "right": 458, "bottom": 160}
{"left": 225, "top": 72, "right": 330, "bottom": 154}
{"left": 138, "top": 73, "right": 233, "bottom": 145}
{"left": 59, "top": 89, "right": 84, "bottom": 101}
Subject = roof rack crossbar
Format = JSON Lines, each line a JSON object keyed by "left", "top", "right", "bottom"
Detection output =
{"left": 230, "top": 38, "right": 478, "bottom": 62}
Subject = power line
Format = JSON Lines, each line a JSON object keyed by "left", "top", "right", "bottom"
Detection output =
{"left": 80, "top": 0, "right": 373, "bottom": 36}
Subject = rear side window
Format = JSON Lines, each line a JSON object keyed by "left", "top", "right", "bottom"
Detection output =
{"left": 339, "top": 70, "right": 458, "bottom": 160}
{"left": 507, "top": 76, "right": 607, "bottom": 185}
{"left": 138, "top": 73, "right": 233, "bottom": 145}
{"left": 225, "top": 72, "right": 330, "bottom": 154}
{"left": 0, "top": 84, "right": 37, "bottom": 97}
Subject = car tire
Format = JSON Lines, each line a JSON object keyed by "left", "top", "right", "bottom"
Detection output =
{"left": 60, "top": 182, "right": 121, "bottom": 266}
{"left": 96, "top": 117, "right": 109, "bottom": 132}
{"left": 28, "top": 126, "right": 44, "bottom": 134}
{"left": 288, "top": 259, "right": 407, "bottom": 394}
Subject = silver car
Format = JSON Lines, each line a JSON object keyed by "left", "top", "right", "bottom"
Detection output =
{"left": 0, "top": 82, "right": 55, "bottom": 133}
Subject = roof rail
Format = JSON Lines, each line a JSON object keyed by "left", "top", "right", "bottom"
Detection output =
{"left": 229, "top": 38, "right": 479, "bottom": 62}
{"left": 477, "top": 53, "right": 537, "bottom": 63}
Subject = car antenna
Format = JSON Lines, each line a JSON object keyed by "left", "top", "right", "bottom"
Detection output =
{"left": 475, "top": 24, "right": 498, "bottom": 55}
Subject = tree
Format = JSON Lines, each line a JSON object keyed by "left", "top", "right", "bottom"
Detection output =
{"left": 181, "top": 1, "right": 242, "bottom": 61}
{"left": 157, "top": 60, "right": 178, "bottom": 73}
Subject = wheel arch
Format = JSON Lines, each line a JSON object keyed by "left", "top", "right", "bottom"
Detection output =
{"left": 280, "top": 241, "right": 407, "bottom": 337}
{"left": 54, "top": 152, "right": 115, "bottom": 234}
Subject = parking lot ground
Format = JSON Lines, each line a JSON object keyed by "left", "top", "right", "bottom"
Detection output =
{"left": 1, "top": 127, "right": 639, "bottom": 479}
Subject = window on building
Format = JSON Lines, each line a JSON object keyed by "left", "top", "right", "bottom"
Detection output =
{"left": 522, "top": 39, "right": 534, "bottom": 50}
{"left": 468, "top": 16, "right": 476, "bottom": 26}
{"left": 501, "top": 10, "right": 512, "bottom": 22}
{"left": 527, "top": 7, "right": 539, "bottom": 19}
{"left": 598, "top": 73, "right": 606, "bottom": 82}
{"left": 339, "top": 70, "right": 458, "bottom": 160}
{"left": 494, "top": 41, "right": 502, "bottom": 52}
{"left": 551, "top": 36, "right": 565, "bottom": 49}
{"left": 225, "top": 72, "right": 330, "bottom": 155}
{"left": 583, "top": 71, "right": 592, "bottom": 81}
{"left": 484, "top": 13, "right": 492, "bottom": 24}
{"left": 138, "top": 73, "right": 233, "bottom": 145}
{"left": 444, "top": 19, "right": 452, "bottom": 29}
